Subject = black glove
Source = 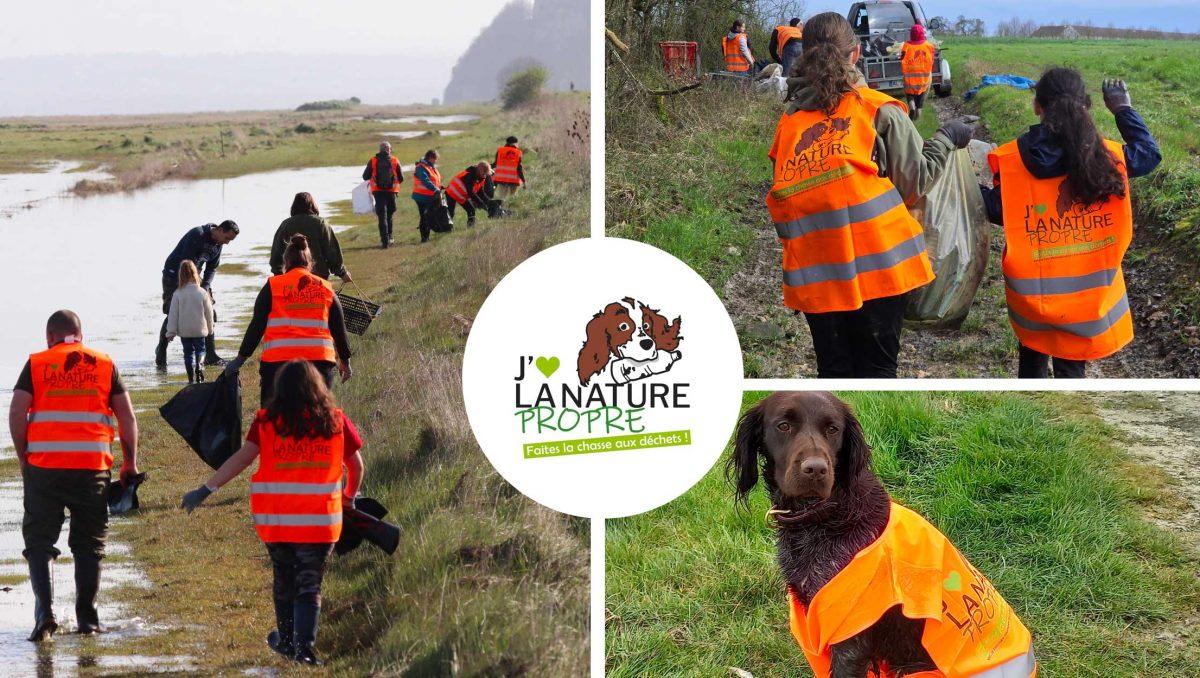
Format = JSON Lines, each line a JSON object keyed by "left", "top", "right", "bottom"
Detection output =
{"left": 938, "top": 121, "right": 973, "bottom": 149}
{"left": 1102, "top": 79, "right": 1131, "bottom": 113}
{"left": 223, "top": 355, "right": 246, "bottom": 376}
{"left": 181, "top": 484, "right": 213, "bottom": 513}
{"left": 344, "top": 494, "right": 356, "bottom": 510}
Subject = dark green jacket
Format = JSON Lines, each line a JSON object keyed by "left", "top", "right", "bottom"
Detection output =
{"left": 269, "top": 214, "right": 347, "bottom": 280}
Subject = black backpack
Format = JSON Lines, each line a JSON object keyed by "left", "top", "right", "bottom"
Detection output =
{"left": 374, "top": 155, "right": 396, "bottom": 190}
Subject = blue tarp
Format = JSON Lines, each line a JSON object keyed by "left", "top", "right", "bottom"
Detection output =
{"left": 963, "top": 74, "right": 1037, "bottom": 101}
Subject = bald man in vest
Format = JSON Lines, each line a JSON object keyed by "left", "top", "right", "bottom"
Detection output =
{"left": 9, "top": 310, "right": 141, "bottom": 641}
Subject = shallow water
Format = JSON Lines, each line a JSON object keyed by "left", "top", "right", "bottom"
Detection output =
{"left": 0, "top": 163, "right": 363, "bottom": 453}
{"left": 0, "top": 161, "right": 109, "bottom": 220}
{"left": 375, "top": 114, "right": 480, "bottom": 124}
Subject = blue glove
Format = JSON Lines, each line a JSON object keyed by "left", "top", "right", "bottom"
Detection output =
{"left": 181, "top": 485, "right": 213, "bottom": 513}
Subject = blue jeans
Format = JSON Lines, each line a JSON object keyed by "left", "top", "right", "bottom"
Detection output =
{"left": 782, "top": 41, "right": 803, "bottom": 77}
{"left": 181, "top": 337, "right": 205, "bottom": 380}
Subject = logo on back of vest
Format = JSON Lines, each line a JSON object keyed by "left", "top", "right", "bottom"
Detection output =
{"left": 780, "top": 117, "right": 852, "bottom": 182}
{"left": 283, "top": 275, "right": 328, "bottom": 307}
{"left": 1021, "top": 179, "right": 1116, "bottom": 253}
{"left": 42, "top": 351, "right": 101, "bottom": 394}
{"left": 273, "top": 435, "right": 334, "bottom": 469}
{"left": 941, "top": 563, "right": 1011, "bottom": 654}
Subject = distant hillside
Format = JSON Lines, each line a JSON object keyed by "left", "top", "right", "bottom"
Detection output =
{"left": 443, "top": 0, "right": 588, "bottom": 105}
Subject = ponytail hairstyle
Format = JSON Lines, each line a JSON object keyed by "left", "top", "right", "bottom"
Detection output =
{"left": 282, "top": 234, "right": 313, "bottom": 271}
{"left": 265, "top": 359, "right": 340, "bottom": 438}
{"left": 177, "top": 259, "right": 200, "bottom": 288}
{"left": 795, "top": 12, "right": 861, "bottom": 113}
{"left": 1035, "top": 67, "right": 1126, "bottom": 205}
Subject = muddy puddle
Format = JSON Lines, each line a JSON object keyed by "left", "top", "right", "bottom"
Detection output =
{"left": 0, "top": 163, "right": 363, "bottom": 451}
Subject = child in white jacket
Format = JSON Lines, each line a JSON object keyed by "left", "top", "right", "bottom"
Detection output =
{"left": 166, "top": 260, "right": 215, "bottom": 383}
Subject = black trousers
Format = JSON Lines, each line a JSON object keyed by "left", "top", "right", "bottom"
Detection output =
{"left": 260, "top": 359, "right": 336, "bottom": 406}
{"left": 373, "top": 191, "right": 397, "bottom": 246}
{"left": 906, "top": 92, "right": 927, "bottom": 120}
{"left": 1017, "top": 344, "right": 1087, "bottom": 379}
{"left": 804, "top": 293, "right": 909, "bottom": 378}
{"left": 414, "top": 199, "right": 433, "bottom": 240}
{"left": 447, "top": 199, "right": 476, "bottom": 222}
{"left": 267, "top": 542, "right": 333, "bottom": 608}
{"left": 22, "top": 466, "right": 109, "bottom": 560}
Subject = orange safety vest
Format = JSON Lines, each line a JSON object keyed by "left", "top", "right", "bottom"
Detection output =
{"left": 411, "top": 160, "right": 442, "bottom": 197}
{"left": 25, "top": 342, "right": 117, "bottom": 471}
{"left": 901, "top": 42, "right": 936, "bottom": 96}
{"left": 262, "top": 268, "right": 337, "bottom": 364}
{"left": 788, "top": 503, "right": 1037, "bottom": 678}
{"left": 990, "top": 139, "right": 1134, "bottom": 361}
{"left": 723, "top": 33, "right": 751, "bottom": 72}
{"left": 446, "top": 169, "right": 474, "bottom": 204}
{"left": 368, "top": 154, "right": 402, "bottom": 193}
{"left": 775, "top": 25, "right": 804, "bottom": 48}
{"left": 249, "top": 409, "right": 345, "bottom": 543}
{"left": 494, "top": 146, "right": 524, "bottom": 185}
{"left": 766, "top": 87, "right": 933, "bottom": 313}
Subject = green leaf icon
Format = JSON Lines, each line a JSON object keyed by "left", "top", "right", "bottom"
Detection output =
{"left": 1034, "top": 203, "right": 1048, "bottom": 215}
{"left": 943, "top": 570, "right": 962, "bottom": 592}
{"left": 535, "top": 356, "right": 561, "bottom": 378}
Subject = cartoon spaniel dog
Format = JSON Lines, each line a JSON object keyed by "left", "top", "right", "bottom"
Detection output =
{"left": 577, "top": 298, "right": 682, "bottom": 385}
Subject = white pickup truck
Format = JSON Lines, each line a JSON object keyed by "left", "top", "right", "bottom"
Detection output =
{"left": 848, "top": 0, "right": 952, "bottom": 97}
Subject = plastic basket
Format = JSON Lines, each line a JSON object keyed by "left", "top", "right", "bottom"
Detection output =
{"left": 337, "top": 282, "right": 382, "bottom": 336}
{"left": 659, "top": 41, "right": 699, "bottom": 82}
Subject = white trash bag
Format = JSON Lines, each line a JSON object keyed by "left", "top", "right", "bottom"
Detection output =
{"left": 352, "top": 181, "right": 375, "bottom": 215}
{"left": 904, "top": 145, "right": 992, "bottom": 329}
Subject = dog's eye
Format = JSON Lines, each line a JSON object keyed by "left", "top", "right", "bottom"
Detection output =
{"left": 642, "top": 322, "right": 650, "bottom": 331}
{"left": 618, "top": 322, "right": 629, "bottom": 331}
{"left": 825, "top": 424, "right": 839, "bottom": 435}
{"left": 776, "top": 421, "right": 791, "bottom": 432}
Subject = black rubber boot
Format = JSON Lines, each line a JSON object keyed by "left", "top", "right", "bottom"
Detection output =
{"left": 185, "top": 361, "right": 195, "bottom": 383}
{"left": 267, "top": 595, "right": 294, "bottom": 660}
{"left": 74, "top": 554, "right": 102, "bottom": 635}
{"left": 202, "top": 334, "right": 226, "bottom": 366}
{"left": 292, "top": 600, "right": 321, "bottom": 665}
{"left": 26, "top": 552, "right": 58, "bottom": 642}
{"left": 155, "top": 319, "right": 170, "bottom": 369}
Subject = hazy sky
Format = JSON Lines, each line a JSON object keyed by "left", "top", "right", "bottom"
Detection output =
{"left": 0, "top": 1, "right": 513, "bottom": 100}
{"left": 796, "top": 0, "right": 1200, "bottom": 33}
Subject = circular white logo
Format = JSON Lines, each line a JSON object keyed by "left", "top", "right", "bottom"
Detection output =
{"left": 462, "top": 238, "right": 744, "bottom": 518}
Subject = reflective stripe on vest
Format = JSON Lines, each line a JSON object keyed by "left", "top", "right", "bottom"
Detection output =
{"left": 249, "top": 410, "right": 345, "bottom": 544}
{"left": 766, "top": 87, "right": 932, "bottom": 313}
{"left": 446, "top": 170, "right": 471, "bottom": 203}
{"left": 788, "top": 503, "right": 1037, "bottom": 678}
{"left": 991, "top": 138, "right": 1133, "bottom": 361}
{"left": 723, "top": 35, "right": 750, "bottom": 72}
{"left": 261, "top": 268, "right": 337, "bottom": 363}
{"left": 25, "top": 343, "right": 117, "bottom": 471}
{"left": 901, "top": 42, "right": 935, "bottom": 95}
{"left": 494, "top": 147, "right": 523, "bottom": 185}
{"left": 412, "top": 161, "right": 442, "bottom": 196}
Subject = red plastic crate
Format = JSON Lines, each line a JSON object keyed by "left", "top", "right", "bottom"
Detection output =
{"left": 659, "top": 41, "right": 699, "bottom": 82}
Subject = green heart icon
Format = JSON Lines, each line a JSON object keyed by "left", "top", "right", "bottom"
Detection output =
{"left": 535, "top": 356, "right": 560, "bottom": 378}
{"left": 1034, "top": 203, "right": 1048, "bottom": 215}
{"left": 49, "top": 364, "right": 58, "bottom": 370}
{"left": 943, "top": 571, "right": 962, "bottom": 592}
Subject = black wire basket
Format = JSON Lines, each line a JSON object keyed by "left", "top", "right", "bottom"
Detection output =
{"left": 337, "top": 282, "right": 382, "bottom": 336}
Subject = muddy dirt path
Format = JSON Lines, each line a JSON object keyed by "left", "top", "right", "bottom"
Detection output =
{"left": 724, "top": 97, "right": 1192, "bottom": 378}
{"left": 1088, "top": 392, "right": 1200, "bottom": 551}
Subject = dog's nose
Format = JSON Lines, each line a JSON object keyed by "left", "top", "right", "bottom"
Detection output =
{"left": 639, "top": 339, "right": 654, "bottom": 350}
{"left": 800, "top": 458, "right": 828, "bottom": 477}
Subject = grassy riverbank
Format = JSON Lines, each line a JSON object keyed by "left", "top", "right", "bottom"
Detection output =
{"left": 606, "top": 391, "right": 1200, "bottom": 677}
{"left": 99, "top": 93, "right": 590, "bottom": 674}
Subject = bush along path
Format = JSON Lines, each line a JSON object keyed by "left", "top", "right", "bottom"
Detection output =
{"left": 103, "top": 93, "right": 591, "bottom": 674}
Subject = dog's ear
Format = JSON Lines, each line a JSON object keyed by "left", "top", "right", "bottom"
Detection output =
{"left": 726, "top": 401, "right": 765, "bottom": 504}
{"left": 838, "top": 401, "right": 871, "bottom": 481}
{"left": 577, "top": 312, "right": 612, "bottom": 385}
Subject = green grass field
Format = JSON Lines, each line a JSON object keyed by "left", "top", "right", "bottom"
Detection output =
{"left": 606, "top": 392, "right": 1200, "bottom": 677}
{"left": 54, "top": 93, "right": 593, "bottom": 674}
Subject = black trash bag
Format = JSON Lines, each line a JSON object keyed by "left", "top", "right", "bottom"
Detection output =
{"left": 107, "top": 472, "right": 148, "bottom": 515}
{"left": 159, "top": 371, "right": 243, "bottom": 470}
{"left": 336, "top": 497, "right": 400, "bottom": 556}
{"left": 427, "top": 192, "right": 454, "bottom": 234}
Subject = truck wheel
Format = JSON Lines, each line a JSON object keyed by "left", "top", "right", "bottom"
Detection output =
{"left": 935, "top": 83, "right": 952, "bottom": 98}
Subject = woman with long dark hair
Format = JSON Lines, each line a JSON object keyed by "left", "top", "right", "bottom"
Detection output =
{"left": 225, "top": 234, "right": 353, "bottom": 404}
{"left": 268, "top": 192, "right": 352, "bottom": 282}
{"left": 983, "top": 67, "right": 1160, "bottom": 378}
{"left": 181, "top": 359, "right": 366, "bottom": 665}
{"left": 767, "top": 12, "right": 971, "bottom": 377}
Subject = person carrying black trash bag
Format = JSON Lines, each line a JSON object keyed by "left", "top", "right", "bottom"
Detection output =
{"left": 181, "top": 359, "right": 365, "bottom": 666}
{"left": 224, "top": 234, "right": 353, "bottom": 405}
{"left": 362, "top": 141, "right": 404, "bottom": 249}
{"left": 445, "top": 161, "right": 494, "bottom": 227}
{"left": 8, "top": 309, "right": 141, "bottom": 641}
{"left": 766, "top": 12, "right": 971, "bottom": 378}
{"left": 411, "top": 149, "right": 442, "bottom": 243}
{"left": 155, "top": 220, "right": 240, "bottom": 369}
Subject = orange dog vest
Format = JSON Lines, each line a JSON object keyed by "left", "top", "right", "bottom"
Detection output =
{"left": 788, "top": 503, "right": 1036, "bottom": 678}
